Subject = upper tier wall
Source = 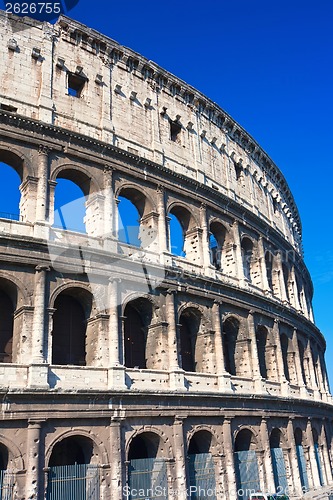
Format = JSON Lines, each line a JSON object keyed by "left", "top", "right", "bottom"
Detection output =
{"left": 0, "top": 12, "right": 301, "bottom": 252}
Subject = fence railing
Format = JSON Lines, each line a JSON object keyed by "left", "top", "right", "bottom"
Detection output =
{"left": 0, "top": 470, "right": 14, "bottom": 500}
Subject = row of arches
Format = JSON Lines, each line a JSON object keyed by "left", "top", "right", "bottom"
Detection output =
{"left": 1, "top": 419, "right": 331, "bottom": 499}
{"left": 0, "top": 157, "right": 311, "bottom": 315}
{"left": 0, "top": 276, "right": 327, "bottom": 395}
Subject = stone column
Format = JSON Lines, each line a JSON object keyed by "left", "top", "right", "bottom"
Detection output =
{"left": 36, "top": 146, "right": 50, "bottom": 223}
{"left": 212, "top": 301, "right": 231, "bottom": 391}
{"left": 305, "top": 338, "right": 319, "bottom": 393}
{"left": 166, "top": 290, "right": 184, "bottom": 389}
{"left": 108, "top": 278, "right": 125, "bottom": 388}
{"left": 276, "top": 252, "right": 288, "bottom": 302}
{"left": 29, "top": 266, "right": 49, "bottom": 389}
{"left": 321, "top": 421, "right": 333, "bottom": 483}
{"left": 222, "top": 418, "right": 237, "bottom": 500}
{"left": 110, "top": 417, "right": 123, "bottom": 500}
{"left": 258, "top": 236, "right": 270, "bottom": 292}
{"left": 306, "top": 419, "right": 321, "bottom": 488}
{"left": 231, "top": 221, "right": 244, "bottom": 283}
{"left": 157, "top": 186, "right": 168, "bottom": 257}
{"left": 103, "top": 166, "right": 114, "bottom": 238}
{"left": 173, "top": 417, "right": 187, "bottom": 500}
{"left": 247, "top": 311, "right": 263, "bottom": 392}
{"left": 25, "top": 420, "right": 43, "bottom": 500}
{"left": 200, "top": 203, "right": 211, "bottom": 270}
{"left": 290, "top": 266, "right": 301, "bottom": 310}
{"left": 260, "top": 418, "right": 276, "bottom": 491}
{"left": 273, "top": 319, "right": 289, "bottom": 395}
{"left": 292, "top": 329, "right": 307, "bottom": 396}
{"left": 286, "top": 419, "right": 303, "bottom": 494}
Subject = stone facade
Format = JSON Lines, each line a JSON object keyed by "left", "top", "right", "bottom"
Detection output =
{"left": 0, "top": 11, "right": 332, "bottom": 500}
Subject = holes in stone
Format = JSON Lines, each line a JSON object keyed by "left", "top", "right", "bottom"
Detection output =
{"left": 67, "top": 73, "right": 86, "bottom": 97}
{"left": 170, "top": 120, "right": 182, "bottom": 143}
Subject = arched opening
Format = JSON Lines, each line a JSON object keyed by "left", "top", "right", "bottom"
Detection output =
{"left": 178, "top": 309, "right": 201, "bottom": 372}
{"left": 280, "top": 334, "right": 290, "bottom": 381}
{"left": 241, "top": 238, "right": 253, "bottom": 282}
{"left": 168, "top": 212, "right": 185, "bottom": 257}
{"left": 0, "top": 444, "right": 8, "bottom": 471}
{"left": 118, "top": 196, "right": 141, "bottom": 247}
{"left": 265, "top": 251, "right": 274, "bottom": 291}
{"left": 312, "top": 428, "right": 325, "bottom": 486}
{"left": 54, "top": 177, "right": 87, "bottom": 233}
{"left": 0, "top": 162, "right": 21, "bottom": 222}
{"left": 124, "top": 298, "right": 153, "bottom": 369}
{"left": 188, "top": 431, "right": 216, "bottom": 499}
{"left": 128, "top": 433, "right": 168, "bottom": 499}
{"left": 52, "top": 290, "right": 92, "bottom": 366}
{"left": 0, "top": 290, "right": 14, "bottom": 363}
{"left": 256, "top": 325, "right": 268, "bottom": 379}
{"left": 297, "top": 340, "right": 307, "bottom": 385}
{"left": 222, "top": 317, "right": 239, "bottom": 376}
{"left": 47, "top": 436, "right": 98, "bottom": 499}
{"left": 234, "top": 429, "right": 261, "bottom": 499}
{"left": 282, "top": 263, "right": 290, "bottom": 301}
{"left": 270, "top": 429, "right": 288, "bottom": 493}
{"left": 209, "top": 221, "right": 228, "bottom": 271}
{"left": 294, "top": 428, "right": 309, "bottom": 492}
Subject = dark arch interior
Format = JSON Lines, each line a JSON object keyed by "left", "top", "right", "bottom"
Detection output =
{"left": 298, "top": 340, "right": 307, "bottom": 385}
{"left": 256, "top": 325, "right": 268, "bottom": 379}
{"left": 223, "top": 317, "right": 239, "bottom": 376}
{"left": 128, "top": 433, "right": 159, "bottom": 460}
{"left": 280, "top": 333, "right": 290, "bottom": 381}
{"left": 49, "top": 436, "right": 93, "bottom": 466}
{"left": 241, "top": 238, "right": 253, "bottom": 281}
{"left": 188, "top": 431, "right": 212, "bottom": 455}
{"left": 312, "top": 428, "right": 319, "bottom": 445}
{"left": 294, "top": 428, "right": 303, "bottom": 446}
{"left": 0, "top": 443, "right": 8, "bottom": 470}
{"left": 265, "top": 252, "right": 274, "bottom": 290}
{"left": 52, "top": 293, "right": 88, "bottom": 366}
{"left": 124, "top": 299, "right": 152, "bottom": 369}
{"left": 179, "top": 309, "right": 200, "bottom": 372}
{"left": 270, "top": 428, "right": 282, "bottom": 448}
{"left": 235, "top": 429, "right": 256, "bottom": 452}
{"left": 0, "top": 289, "right": 14, "bottom": 363}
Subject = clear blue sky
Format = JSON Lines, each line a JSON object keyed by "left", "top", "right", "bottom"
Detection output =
{"left": 2, "top": 0, "right": 333, "bottom": 386}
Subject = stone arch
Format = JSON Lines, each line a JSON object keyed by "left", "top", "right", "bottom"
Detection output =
{"left": 0, "top": 272, "right": 29, "bottom": 308}
{"left": 116, "top": 183, "right": 155, "bottom": 217}
{"left": 178, "top": 306, "right": 211, "bottom": 373}
{"left": 126, "top": 427, "right": 172, "bottom": 460}
{"left": 241, "top": 236, "right": 254, "bottom": 282}
{"left": 223, "top": 314, "right": 249, "bottom": 377}
{"left": 52, "top": 164, "right": 101, "bottom": 195}
{"left": 234, "top": 426, "right": 260, "bottom": 451}
{"left": 51, "top": 285, "right": 95, "bottom": 366}
{"left": 270, "top": 427, "right": 287, "bottom": 449}
{"left": 167, "top": 202, "right": 199, "bottom": 261}
{"left": 256, "top": 324, "right": 269, "bottom": 379}
{"left": 0, "top": 433, "right": 25, "bottom": 471}
{"left": 49, "top": 281, "right": 96, "bottom": 313}
{"left": 45, "top": 429, "right": 108, "bottom": 466}
{"left": 187, "top": 426, "right": 219, "bottom": 454}
{"left": 0, "top": 145, "right": 34, "bottom": 179}
{"left": 234, "top": 427, "right": 262, "bottom": 499}
{"left": 209, "top": 219, "right": 231, "bottom": 272}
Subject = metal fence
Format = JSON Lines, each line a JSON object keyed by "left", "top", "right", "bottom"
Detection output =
{"left": 271, "top": 447, "right": 288, "bottom": 493}
{"left": 296, "top": 445, "right": 309, "bottom": 492}
{"left": 128, "top": 457, "right": 168, "bottom": 500}
{"left": 234, "top": 450, "right": 261, "bottom": 500}
{"left": 46, "top": 464, "right": 100, "bottom": 500}
{"left": 188, "top": 453, "right": 216, "bottom": 499}
{"left": 0, "top": 470, "right": 14, "bottom": 500}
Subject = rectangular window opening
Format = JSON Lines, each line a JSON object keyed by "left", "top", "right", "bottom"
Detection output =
{"left": 67, "top": 73, "right": 86, "bottom": 98}
{"left": 170, "top": 120, "right": 182, "bottom": 142}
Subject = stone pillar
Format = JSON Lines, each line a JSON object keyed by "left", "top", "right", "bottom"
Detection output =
{"left": 103, "top": 166, "right": 114, "bottom": 238}
{"left": 286, "top": 419, "right": 303, "bottom": 494}
{"left": 247, "top": 311, "right": 263, "bottom": 392}
{"left": 200, "top": 203, "right": 211, "bottom": 269}
{"left": 276, "top": 252, "right": 288, "bottom": 302}
{"left": 258, "top": 236, "right": 270, "bottom": 292}
{"left": 292, "top": 329, "right": 307, "bottom": 396}
{"left": 35, "top": 146, "right": 50, "bottom": 223}
{"left": 166, "top": 290, "right": 184, "bottom": 389}
{"left": 321, "top": 421, "right": 333, "bottom": 483}
{"left": 231, "top": 221, "right": 244, "bottom": 283}
{"left": 212, "top": 453, "right": 226, "bottom": 498}
{"left": 108, "top": 278, "right": 125, "bottom": 388}
{"left": 306, "top": 419, "right": 321, "bottom": 488}
{"left": 157, "top": 186, "right": 168, "bottom": 257}
{"left": 212, "top": 301, "right": 231, "bottom": 391}
{"left": 222, "top": 418, "right": 237, "bottom": 500}
{"left": 25, "top": 420, "right": 43, "bottom": 500}
{"left": 110, "top": 417, "right": 123, "bottom": 500}
{"left": 305, "top": 338, "right": 319, "bottom": 393}
{"left": 173, "top": 417, "right": 187, "bottom": 500}
{"left": 29, "top": 266, "right": 49, "bottom": 389}
{"left": 260, "top": 418, "right": 275, "bottom": 491}
{"left": 273, "top": 319, "right": 289, "bottom": 395}
{"left": 290, "top": 266, "right": 301, "bottom": 310}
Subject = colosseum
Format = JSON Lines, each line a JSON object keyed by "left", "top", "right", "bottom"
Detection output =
{"left": 0, "top": 10, "right": 332, "bottom": 500}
